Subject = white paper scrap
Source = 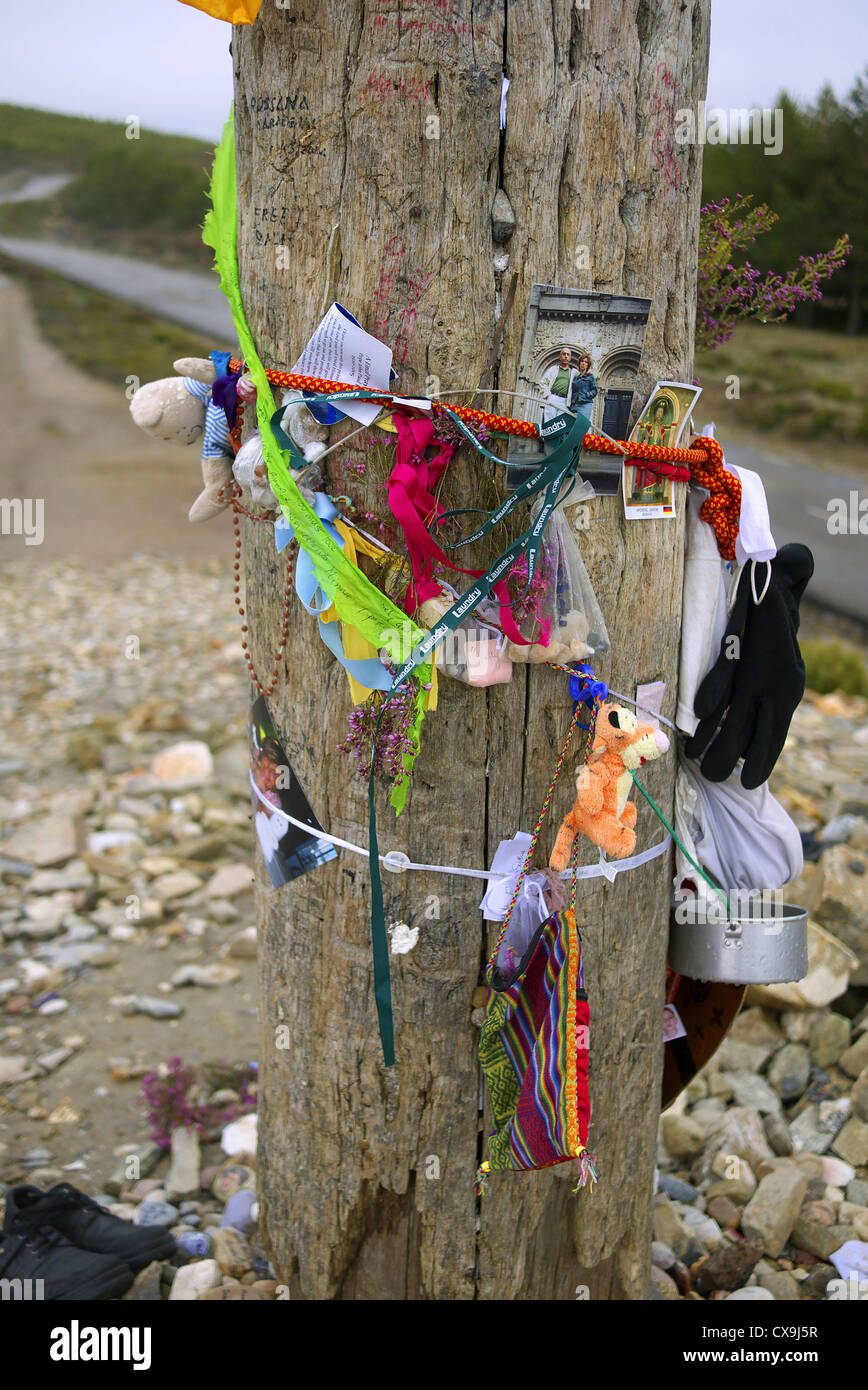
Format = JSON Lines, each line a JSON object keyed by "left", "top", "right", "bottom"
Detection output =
{"left": 479, "top": 832, "right": 533, "bottom": 920}
{"left": 292, "top": 301, "right": 392, "bottom": 427}
{"left": 635, "top": 681, "right": 666, "bottom": 729}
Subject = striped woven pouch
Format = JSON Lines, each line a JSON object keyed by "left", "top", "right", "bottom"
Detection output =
{"left": 478, "top": 906, "right": 596, "bottom": 1188}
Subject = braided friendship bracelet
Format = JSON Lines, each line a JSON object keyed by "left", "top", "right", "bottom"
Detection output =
{"left": 226, "top": 357, "right": 702, "bottom": 482}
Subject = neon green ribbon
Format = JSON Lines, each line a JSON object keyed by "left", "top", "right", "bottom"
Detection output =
{"left": 202, "top": 113, "right": 429, "bottom": 815}
{"left": 630, "top": 771, "right": 731, "bottom": 908}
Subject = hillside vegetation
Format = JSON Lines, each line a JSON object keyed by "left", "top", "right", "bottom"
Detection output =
{"left": 0, "top": 104, "right": 214, "bottom": 267}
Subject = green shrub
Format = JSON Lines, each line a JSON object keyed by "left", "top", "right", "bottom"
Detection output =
{"left": 797, "top": 407, "right": 840, "bottom": 439}
{"left": 813, "top": 378, "right": 856, "bottom": 402}
{"left": 802, "top": 638, "right": 868, "bottom": 697}
{"left": 62, "top": 147, "right": 209, "bottom": 232}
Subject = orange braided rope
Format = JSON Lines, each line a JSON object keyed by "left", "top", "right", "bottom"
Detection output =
{"left": 226, "top": 358, "right": 709, "bottom": 473}
{"left": 687, "top": 433, "right": 742, "bottom": 562}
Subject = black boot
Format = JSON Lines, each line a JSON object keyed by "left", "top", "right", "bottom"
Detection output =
{"left": 6, "top": 1184, "right": 176, "bottom": 1274}
{"left": 1, "top": 1189, "right": 134, "bottom": 1301}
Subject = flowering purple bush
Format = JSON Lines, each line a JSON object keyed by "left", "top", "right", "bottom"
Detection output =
{"left": 697, "top": 194, "right": 850, "bottom": 351}
{"left": 140, "top": 1056, "right": 257, "bottom": 1149}
{"left": 433, "top": 411, "right": 490, "bottom": 449}
{"left": 337, "top": 679, "right": 423, "bottom": 785}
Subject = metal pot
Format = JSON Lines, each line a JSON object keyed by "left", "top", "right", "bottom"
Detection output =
{"left": 668, "top": 900, "right": 809, "bottom": 985}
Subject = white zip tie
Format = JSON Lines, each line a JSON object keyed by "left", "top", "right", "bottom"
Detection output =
{"left": 250, "top": 775, "right": 670, "bottom": 881}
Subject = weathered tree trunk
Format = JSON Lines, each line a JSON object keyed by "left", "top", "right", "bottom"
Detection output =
{"left": 234, "top": 0, "right": 710, "bottom": 1300}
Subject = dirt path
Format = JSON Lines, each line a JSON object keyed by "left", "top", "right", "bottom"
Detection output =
{"left": 0, "top": 278, "right": 260, "bottom": 1198}
{"left": 0, "top": 273, "right": 231, "bottom": 566}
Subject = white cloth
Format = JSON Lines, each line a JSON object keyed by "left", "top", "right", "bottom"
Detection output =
{"left": 728, "top": 462, "right": 777, "bottom": 567}
{"left": 255, "top": 808, "right": 285, "bottom": 863}
{"left": 673, "top": 753, "right": 803, "bottom": 912}
{"left": 676, "top": 488, "right": 732, "bottom": 735}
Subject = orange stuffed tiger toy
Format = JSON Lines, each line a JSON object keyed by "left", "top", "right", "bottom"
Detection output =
{"left": 549, "top": 702, "right": 669, "bottom": 866}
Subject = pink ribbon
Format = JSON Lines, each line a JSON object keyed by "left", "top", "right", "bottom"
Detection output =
{"left": 387, "top": 409, "right": 534, "bottom": 646}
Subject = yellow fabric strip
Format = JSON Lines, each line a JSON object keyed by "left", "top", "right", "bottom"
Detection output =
{"left": 178, "top": 0, "right": 263, "bottom": 22}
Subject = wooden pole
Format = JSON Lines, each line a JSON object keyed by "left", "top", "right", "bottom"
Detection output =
{"left": 234, "top": 0, "right": 711, "bottom": 1299}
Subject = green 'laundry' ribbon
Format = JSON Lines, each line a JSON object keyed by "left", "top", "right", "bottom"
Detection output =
{"left": 366, "top": 403, "right": 591, "bottom": 1067}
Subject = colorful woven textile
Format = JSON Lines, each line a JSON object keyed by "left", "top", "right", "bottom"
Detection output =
{"left": 479, "top": 907, "right": 594, "bottom": 1182}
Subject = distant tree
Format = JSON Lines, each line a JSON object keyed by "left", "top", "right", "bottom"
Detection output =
{"left": 702, "top": 68, "right": 866, "bottom": 334}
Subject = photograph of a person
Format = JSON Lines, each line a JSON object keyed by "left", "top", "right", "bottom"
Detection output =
{"left": 663, "top": 1004, "right": 687, "bottom": 1044}
{"left": 506, "top": 284, "right": 652, "bottom": 492}
{"left": 248, "top": 695, "right": 337, "bottom": 889}
{"left": 623, "top": 380, "right": 703, "bottom": 519}
{"left": 540, "top": 347, "right": 598, "bottom": 424}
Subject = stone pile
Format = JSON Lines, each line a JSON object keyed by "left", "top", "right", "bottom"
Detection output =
{"left": 655, "top": 1003, "right": 868, "bottom": 1301}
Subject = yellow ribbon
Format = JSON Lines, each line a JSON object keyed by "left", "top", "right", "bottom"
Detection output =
{"left": 178, "top": 0, "right": 263, "bottom": 23}
{"left": 325, "top": 519, "right": 438, "bottom": 711}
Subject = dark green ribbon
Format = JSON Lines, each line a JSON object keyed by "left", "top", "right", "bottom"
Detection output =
{"left": 269, "top": 387, "right": 590, "bottom": 1067}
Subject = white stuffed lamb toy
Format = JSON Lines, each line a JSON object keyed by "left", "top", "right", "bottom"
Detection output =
{"left": 129, "top": 356, "right": 234, "bottom": 522}
{"left": 130, "top": 365, "right": 330, "bottom": 521}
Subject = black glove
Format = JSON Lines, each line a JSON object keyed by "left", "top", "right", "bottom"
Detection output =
{"left": 684, "top": 543, "right": 813, "bottom": 789}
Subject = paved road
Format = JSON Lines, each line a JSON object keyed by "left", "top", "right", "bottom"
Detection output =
{"left": 0, "top": 234, "right": 236, "bottom": 343}
{"left": 0, "top": 205, "right": 863, "bottom": 620}
{"left": 0, "top": 173, "right": 74, "bottom": 204}
{"left": 724, "top": 439, "right": 867, "bottom": 625}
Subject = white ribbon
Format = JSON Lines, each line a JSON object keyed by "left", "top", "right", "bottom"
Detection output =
{"left": 250, "top": 776, "right": 671, "bottom": 884}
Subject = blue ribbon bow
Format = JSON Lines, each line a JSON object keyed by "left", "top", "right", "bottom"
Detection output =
{"left": 276, "top": 493, "right": 394, "bottom": 693}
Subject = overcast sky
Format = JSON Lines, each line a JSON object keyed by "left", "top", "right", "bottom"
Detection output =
{"left": 2, "top": 0, "right": 866, "bottom": 142}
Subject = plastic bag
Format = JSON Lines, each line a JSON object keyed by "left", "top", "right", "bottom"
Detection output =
{"left": 506, "top": 483, "right": 609, "bottom": 664}
{"left": 490, "top": 870, "right": 568, "bottom": 987}
{"left": 419, "top": 584, "right": 513, "bottom": 686}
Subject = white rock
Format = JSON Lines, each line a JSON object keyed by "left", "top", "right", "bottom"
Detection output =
{"left": 226, "top": 927, "right": 257, "bottom": 959}
{"left": 171, "top": 963, "right": 240, "bottom": 989}
{"left": 221, "top": 1113, "right": 258, "bottom": 1157}
{"left": 726, "top": 1287, "right": 774, "bottom": 1301}
{"left": 86, "top": 830, "right": 140, "bottom": 853}
{"left": 152, "top": 870, "right": 203, "bottom": 902}
{"left": 204, "top": 864, "right": 254, "bottom": 899}
{"left": 823, "top": 1156, "right": 856, "bottom": 1187}
{"left": 36, "top": 1047, "right": 73, "bottom": 1072}
{"left": 168, "top": 1258, "right": 222, "bottom": 1301}
{"left": 109, "top": 924, "right": 138, "bottom": 941}
{"left": 17, "top": 959, "right": 52, "bottom": 987}
{"left": 3, "top": 813, "right": 79, "bottom": 867}
{"left": 166, "top": 1127, "right": 201, "bottom": 1200}
{"left": 0, "top": 1056, "right": 29, "bottom": 1085}
{"left": 151, "top": 741, "right": 214, "bottom": 783}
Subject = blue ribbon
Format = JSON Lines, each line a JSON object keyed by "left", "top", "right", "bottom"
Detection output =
{"left": 277, "top": 493, "right": 394, "bottom": 693}
{"left": 210, "top": 350, "right": 240, "bottom": 429}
